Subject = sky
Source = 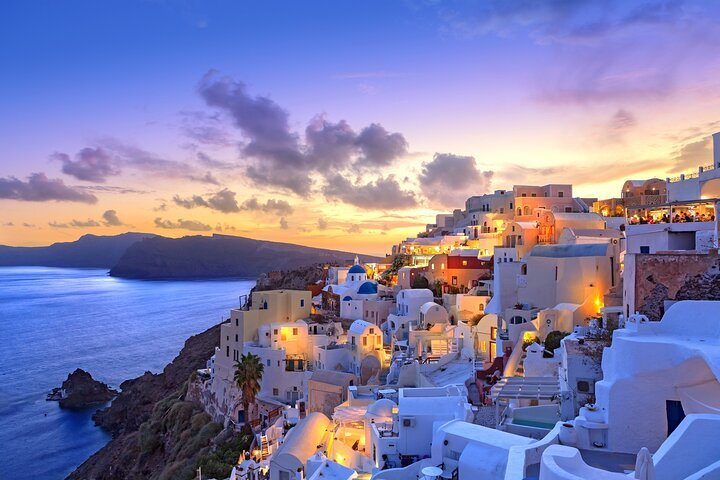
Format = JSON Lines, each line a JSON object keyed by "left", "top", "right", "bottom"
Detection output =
{"left": 1, "top": 0, "right": 720, "bottom": 255}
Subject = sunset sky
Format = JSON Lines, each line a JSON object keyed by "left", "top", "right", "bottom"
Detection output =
{"left": 2, "top": 0, "right": 720, "bottom": 255}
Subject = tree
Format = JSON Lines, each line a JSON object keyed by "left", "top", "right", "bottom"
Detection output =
{"left": 234, "top": 353, "right": 264, "bottom": 427}
{"left": 543, "top": 330, "right": 570, "bottom": 357}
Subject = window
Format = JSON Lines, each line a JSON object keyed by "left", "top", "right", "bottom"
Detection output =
{"left": 431, "top": 264, "right": 435, "bottom": 270}
{"left": 441, "top": 263, "right": 445, "bottom": 269}
{"left": 235, "top": 334, "right": 238, "bottom": 342}
{"left": 235, "top": 318, "right": 239, "bottom": 327}
{"left": 292, "top": 327, "right": 298, "bottom": 336}
{"left": 363, "top": 337, "right": 367, "bottom": 346}
{"left": 370, "top": 328, "right": 374, "bottom": 334}
{"left": 640, "top": 246, "right": 650, "bottom": 254}
{"left": 558, "top": 191, "right": 564, "bottom": 197}
{"left": 531, "top": 193, "right": 536, "bottom": 197}
{"left": 351, "top": 336, "right": 355, "bottom": 345}
{"left": 300, "top": 299, "right": 305, "bottom": 307}
{"left": 452, "top": 276, "right": 458, "bottom": 286}
{"left": 565, "top": 207, "right": 572, "bottom": 212}
{"left": 274, "top": 329, "right": 278, "bottom": 335}
{"left": 522, "top": 193, "right": 527, "bottom": 197}
{"left": 273, "top": 388, "right": 279, "bottom": 396}
{"left": 266, "top": 359, "right": 270, "bottom": 367}
{"left": 462, "top": 260, "right": 468, "bottom": 266}
{"left": 555, "top": 266, "right": 558, "bottom": 281}
{"left": 226, "top": 346, "right": 230, "bottom": 357}
{"left": 490, "top": 326, "right": 497, "bottom": 340}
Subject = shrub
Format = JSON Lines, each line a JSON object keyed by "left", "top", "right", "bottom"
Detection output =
{"left": 411, "top": 275, "right": 429, "bottom": 289}
{"left": 544, "top": 331, "right": 570, "bottom": 355}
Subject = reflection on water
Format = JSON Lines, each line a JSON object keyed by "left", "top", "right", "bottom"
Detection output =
{"left": 0, "top": 267, "right": 254, "bottom": 479}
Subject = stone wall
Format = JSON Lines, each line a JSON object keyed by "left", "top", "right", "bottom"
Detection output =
{"left": 634, "top": 250, "right": 720, "bottom": 320}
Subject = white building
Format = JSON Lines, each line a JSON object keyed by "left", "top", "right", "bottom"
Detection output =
{"left": 385, "top": 289, "right": 434, "bottom": 341}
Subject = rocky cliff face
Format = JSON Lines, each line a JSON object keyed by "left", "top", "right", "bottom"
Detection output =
{"left": 48, "top": 369, "right": 118, "bottom": 409}
{"left": 68, "top": 323, "right": 221, "bottom": 479}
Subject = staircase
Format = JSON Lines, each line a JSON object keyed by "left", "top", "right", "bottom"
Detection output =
{"left": 259, "top": 434, "right": 270, "bottom": 457}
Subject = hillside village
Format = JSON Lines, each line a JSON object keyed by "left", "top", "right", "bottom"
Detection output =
{"left": 191, "top": 132, "right": 720, "bottom": 480}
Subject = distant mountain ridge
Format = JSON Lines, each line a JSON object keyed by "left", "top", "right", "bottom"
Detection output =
{"left": 109, "top": 234, "right": 382, "bottom": 279}
{"left": 0, "top": 232, "right": 154, "bottom": 268}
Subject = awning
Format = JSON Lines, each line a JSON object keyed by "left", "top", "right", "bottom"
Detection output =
{"left": 490, "top": 376, "right": 560, "bottom": 400}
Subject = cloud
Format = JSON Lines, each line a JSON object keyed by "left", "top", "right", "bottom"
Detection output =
{"left": 52, "top": 147, "right": 120, "bottom": 182}
{"left": 2, "top": 222, "right": 14, "bottom": 227}
{"left": 198, "top": 70, "right": 310, "bottom": 195}
{"left": 189, "top": 171, "right": 221, "bottom": 185}
{"left": 78, "top": 185, "right": 153, "bottom": 194}
{"left": 196, "top": 151, "right": 237, "bottom": 170}
{"left": 49, "top": 219, "right": 102, "bottom": 228}
{"left": 418, "top": 153, "right": 494, "bottom": 208}
{"left": 673, "top": 136, "right": 712, "bottom": 171}
{"left": 609, "top": 108, "right": 637, "bottom": 132}
{"left": 198, "top": 71, "right": 409, "bottom": 196}
{"left": 180, "top": 110, "right": 234, "bottom": 146}
{"left": 22, "top": 222, "right": 35, "bottom": 228}
{"left": 0, "top": 173, "right": 98, "bottom": 203}
{"left": 346, "top": 224, "right": 362, "bottom": 234}
{"left": 317, "top": 217, "right": 328, "bottom": 230}
{"left": 305, "top": 116, "right": 358, "bottom": 171}
{"left": 102, "top": 210, "right": 125, "bottom": 226}
{"left": 354, "top": 123, "right": 408, "bottom": 169}
{"left": 154, "top": 217, "right": 213, "bottom": 231}
{"left": 322, "top": 174, "right": 418, "bottom": 210}
{"left": 154, "top": 202, "right": 168, "bottom": 212}
{"left": 240, "top": 198, "right": 294, "bottom": 216}
{"left": 173, "top": 188, "right": 240, "bottom": 213}
{"left": 280, "top": 217, "right": 289, "bottom": 229}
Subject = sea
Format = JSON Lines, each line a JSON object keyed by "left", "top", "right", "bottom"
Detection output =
{"left": 0, "top": 267, "right": 255, "bottom": 480}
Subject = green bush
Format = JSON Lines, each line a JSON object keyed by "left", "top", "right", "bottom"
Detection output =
{"left": 138, "top": 421, "right": 161, "bottom": 454}
{"left": 544, "top": 331, "right": 570, "bottom": 355}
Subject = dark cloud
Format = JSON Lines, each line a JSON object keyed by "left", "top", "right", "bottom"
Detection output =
{"left": 154, "top": 217, "right": 213, "bottom": 231}
{"left": 198, "top": 70, "right": 310, "bottom": 194}
{"left": 173, "top": 188, "right": 240, "bottom": 213}
{"left": 2, "top": 222, "right": 14, "bottom": 227}
{"left": 240, "top": 198, "right": 294, "bottom": 216}
{"left": 418, "top": 153, "right": 493, "bottom": 208}
{"left": 154, "top": 202, "right": 168, "bottom": 212}
{"left": 198, "top": 71, "right": 409, "bottom": 196}
{"left": 0, "top": 173, "right": 98, "bottom": 203}
{"left": 279, "top": 217, "right": 289, "bottom": 229}
{"left": 323, "top": 174, "right": 418, "bottom": 210}
{"left": 189, "top": 171, "right": 221, "bottom": 185}
{"left": 354, "top": 123, "right": 408, "bottom": 169}
{"left": 49, "top": 218, "right": 102, "bottom": 228}
{"left": 305, "top": 116, "right": 357, "bottom": 170}
{"left": 52, "top": 147, "right": 120, "bottom": 182}
{"left": 102, "top": 210, "right": 125, "bottom": 226}
{"left": 346, "top": 224, "right": 362, "bottom": 234}
{"left": 317, "top": 217, "right": 329, "bottom": 230}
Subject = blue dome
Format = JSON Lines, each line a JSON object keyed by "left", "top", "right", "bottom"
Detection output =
{"left": 343, "top": 295, "right": 353, "bottom": 301}
{"left": 357, "top": 281, "right": 378, "bottom": 295}
{"left": 348, "top": 264, "right": 366, "bottom": 274}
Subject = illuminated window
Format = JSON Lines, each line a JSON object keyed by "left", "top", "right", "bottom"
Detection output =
{"left": 462, "top": 260, "right": 467, "bottom": 266}
{"left": 441, "top": 263, "right": 445, "bottom": 269}
{"left": 292, "top": 328, "right": 298, "bottom": 336}
{"left": 480, "top": 341, "right": 488, "bottom": 353}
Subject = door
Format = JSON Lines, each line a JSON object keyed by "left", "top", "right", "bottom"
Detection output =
{"left": 666, "top": 400, "right": 685, "bottom": 436}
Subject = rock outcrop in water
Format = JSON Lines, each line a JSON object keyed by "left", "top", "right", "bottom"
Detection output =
{"left": 68, "top": 323, "right": 222, "bottom": 479}
{"left": 47, "top": 369, "right": 118, "bottom": 409}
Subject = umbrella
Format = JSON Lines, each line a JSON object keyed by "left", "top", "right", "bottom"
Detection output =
{"left": 634, "top": 447, "right": 655, "bottom": 480}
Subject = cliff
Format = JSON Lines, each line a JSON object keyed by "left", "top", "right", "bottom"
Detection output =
{"left": 68, "top": 323, "right": 222, "bottom": 479}
{"left": 0, "top": 232, "right": 154, "bottom": 268}
{"left": 109, "top": 234, "right": 381, "bottom": 279}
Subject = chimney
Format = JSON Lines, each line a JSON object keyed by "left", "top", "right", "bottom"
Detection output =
{"left": 714, "top": 132, "right": 720, "bottom": 169}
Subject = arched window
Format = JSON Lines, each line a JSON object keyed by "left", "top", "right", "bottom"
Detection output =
{"left": 517, "top": 207, "right": 522, "bottom": 216}
{"left": 523, "top": 206, "right": 531, "bottom": 215}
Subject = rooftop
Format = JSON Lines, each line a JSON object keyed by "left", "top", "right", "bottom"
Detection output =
{"left": 528, "top": 243, "right": 609, "bottom": 258}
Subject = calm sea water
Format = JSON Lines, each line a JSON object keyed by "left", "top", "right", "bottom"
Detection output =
{"left": 0, "top": 267, "right": 254, "bottom": 480}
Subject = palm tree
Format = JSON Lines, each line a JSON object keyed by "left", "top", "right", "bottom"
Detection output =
{"left": 234, "top": 352, "right": 264, "bottom": 427}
